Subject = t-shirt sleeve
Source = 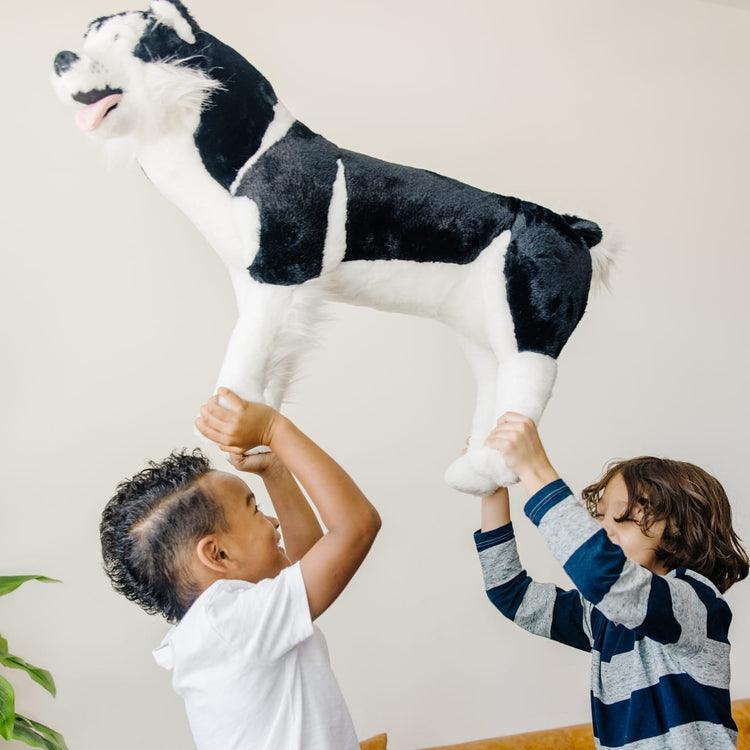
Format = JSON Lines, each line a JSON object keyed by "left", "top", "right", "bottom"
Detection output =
{"left": 205, "top": 563, "right": 314, "bottom": 662}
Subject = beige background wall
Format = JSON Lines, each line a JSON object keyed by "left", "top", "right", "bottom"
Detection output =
{"left": 2, "top": 1, "right": 749, "bottom": 748}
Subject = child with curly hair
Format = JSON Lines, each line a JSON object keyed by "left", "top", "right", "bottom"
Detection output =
{"left": 100, "top": 388, "right": 380, "bottom": 750}
{"left": 475, "top": 412, "right": 748, "bottom": 749}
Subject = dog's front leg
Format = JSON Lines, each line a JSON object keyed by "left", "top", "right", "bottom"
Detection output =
{"left": 214, "top": 280, "right": 296, "bottom": 405}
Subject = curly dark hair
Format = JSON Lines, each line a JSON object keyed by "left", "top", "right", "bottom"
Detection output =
{"left": 100, "top": 449, "right": 225, "bottom": 623}
{"left": 582, "top": 456, "right": 749, "bottom": 593}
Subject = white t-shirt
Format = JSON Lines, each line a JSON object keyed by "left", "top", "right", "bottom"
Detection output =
{"left": 152, "top": 563, "right": 359, "bottom": 750}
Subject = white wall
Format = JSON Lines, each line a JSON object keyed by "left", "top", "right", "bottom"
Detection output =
{"left": 2, "top": 1, "right": 749, "bottom": 748}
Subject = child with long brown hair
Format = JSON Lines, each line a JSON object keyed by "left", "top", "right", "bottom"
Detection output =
{"left": 475, "top": 412, "right": 748, "bottom": 749}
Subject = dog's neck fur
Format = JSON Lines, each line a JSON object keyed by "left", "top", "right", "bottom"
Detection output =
{"left": 128, "top": 26, "right": 281, "bottom": 191}
{"left": 137, "top": 126, "right": 255, "bottom": 275}
{"left": 132, "top": 51, "right": 291, "bottom": 272}
{"left": 189, "top": 30, "right": 279, "bottom": 190}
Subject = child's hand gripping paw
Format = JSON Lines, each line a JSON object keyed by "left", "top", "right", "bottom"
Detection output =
{"left": 195, "top": 387, "right": 278, "bottom": 456}
{"left": 226, "top": 448, "right": 284, "bottom": 476}
{"left": 484, "top": 412, "right": 558, "bottom": 494}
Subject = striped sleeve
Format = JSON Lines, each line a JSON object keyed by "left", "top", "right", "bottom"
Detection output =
{"left": 475, "top": 522, "right": 592, "bottom": 652}
{"left": 524, "top": 479, "right": 729, "bottom": 651}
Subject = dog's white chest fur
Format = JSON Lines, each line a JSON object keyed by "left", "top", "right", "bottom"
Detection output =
{"left": 139, "top": 135, "right": 260, "bottom": 275}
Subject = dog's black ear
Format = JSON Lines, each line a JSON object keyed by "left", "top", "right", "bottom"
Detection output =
{"left": 150, "top": 0, "right": 201, "bottom": 43}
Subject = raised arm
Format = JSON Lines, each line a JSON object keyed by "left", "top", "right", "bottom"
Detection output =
{"left": 475, "top": 484, "right": 592, "bottom": 652}
{"left": 485, "top": 413, "right": 716, "bottom": 649}
{"left": 196, "top": 388, "right": 381, "bottom": 621}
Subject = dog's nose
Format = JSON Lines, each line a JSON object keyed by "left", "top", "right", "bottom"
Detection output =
{"left": 54, "top": 51, "right": 79, "bottom": 76}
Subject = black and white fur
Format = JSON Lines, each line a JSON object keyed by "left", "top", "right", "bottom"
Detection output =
{"left": 52, "top": 0, "right": 614, "bottom": 495}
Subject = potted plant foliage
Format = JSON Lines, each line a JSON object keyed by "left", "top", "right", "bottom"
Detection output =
{"left": 0, "top": 576, "right": 67, "bottom": 749}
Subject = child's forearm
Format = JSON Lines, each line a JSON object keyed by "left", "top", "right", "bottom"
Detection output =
{"left": 266, "top": 415, "right": 381, "bottom": 619}
{"left": 475, "top": 525, "right": 592, "bottom": 652}
{"left": 517, "top": 463, "right": 560, "bottom": 498}
{"left": 481, "top": 487, "right": 511, "bottom": 532}
{"left": 266, "top": 416, "right": 377, "bottom": 528}
{"left": 261, "top": 463, "right": 323, "bottom": 563}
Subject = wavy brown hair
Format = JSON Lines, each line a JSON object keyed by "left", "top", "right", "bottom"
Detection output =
{"left": 582, "top": 457, "right": 749, "bottom": 593}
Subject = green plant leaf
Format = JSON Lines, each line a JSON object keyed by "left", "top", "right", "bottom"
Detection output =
{"left": 19, "top": 717, "right": 67, "bottom": 750}
{"left": 12, "top": 715, "right": 68, "bottom": 750}
{"left": 0, "top": 653, "right": 56, "bottom": 697}
{"left": 0, "top": 634, "right": 7, "bottom": 653}
{"left": 9, "top": 721, "right": 54, "bottom": 750}
{"left": 0, "top": 673, "right": 15, "bottom": 741}
{"left": 0, "top": 577, "right": 60, "bottom": 598}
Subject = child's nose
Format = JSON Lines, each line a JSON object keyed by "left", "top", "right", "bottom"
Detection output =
{"left": 266, "top": 514, "right": 280, "bottom": 529}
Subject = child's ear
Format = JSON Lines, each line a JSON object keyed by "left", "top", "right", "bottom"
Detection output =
{"left": 196, "top": 536, "right": 230, "bottom": 572}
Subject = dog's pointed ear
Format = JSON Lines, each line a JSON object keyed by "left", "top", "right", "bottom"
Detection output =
{"left": 150, "top": 0, "right": 200, "bottom": 44}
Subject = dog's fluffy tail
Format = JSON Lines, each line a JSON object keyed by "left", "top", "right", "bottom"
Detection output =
{"left": 589, "top": 235, "right": 620, "bottom": 292}
{"left": 563, "top": 214, "right": 621, "bottom": 292}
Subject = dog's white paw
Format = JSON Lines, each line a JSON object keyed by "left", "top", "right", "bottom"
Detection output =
{"left": 444, "top": 453, "right": 502, "bottom": 496}
{"left": 469, "top": 446, "right": 519, "bottom": 488}
{"left": 244, "top": 445, "right": 271, "bottom": 457}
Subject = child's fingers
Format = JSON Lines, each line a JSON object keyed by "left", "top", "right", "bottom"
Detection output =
{"left": 201, "top": 397, "right": 234, "bottom": 423}
{"left": 496, "top": 411, "right": 531, "bottom": 427}
{"left": 490, "top": 414, "right": 538, "bottom": 450}
{"left": 484, "top": 430, "right": 508, "bottom": 448}
{"left": 216, "top": 387, "right": 245, "bottom": 411}
{"left": 195, "top": 417, "right": 232, "bottom": 445}
{"left": 226, "top": 452, "right": 247, "bottom": 467}
{"left": 487, "top": 420, "right": 519, "bottom": 440}
{"left": 220, "top": 444, "right": 247, "bottom": 456}
{"left": 485, "top": 423, "right": 525, "bottom": 454}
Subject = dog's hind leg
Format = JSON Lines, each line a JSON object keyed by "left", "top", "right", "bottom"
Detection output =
{"left": 445, "top": 339, "right": 506, "bottom": 495}
{"left": 468, "top": 350, "right": 558, "bottom": 487}
{"left": 459, "top": 216, "right": 587, "bottom": 490}
{"left": 444, "top": 339, "right": 504, "bottom": 496}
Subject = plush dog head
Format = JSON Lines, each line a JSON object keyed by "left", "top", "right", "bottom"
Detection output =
{"left": 52, "top": 2, "right": 219, "bottom": 142}
{"left": 53, "top": 1, "right": 279, "bottom": 182}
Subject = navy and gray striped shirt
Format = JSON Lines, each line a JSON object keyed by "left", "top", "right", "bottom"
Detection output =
{"left": 475, "top": 479, "right": 738, "bottom": 749}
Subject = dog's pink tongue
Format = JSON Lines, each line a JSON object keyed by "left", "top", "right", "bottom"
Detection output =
{"left": 75, "top": 93, "right": 122, "bottom": 132}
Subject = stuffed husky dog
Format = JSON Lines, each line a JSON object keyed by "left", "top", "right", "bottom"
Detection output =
{"left": 53, "top": 0, "right": 613, "bottom": 495}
